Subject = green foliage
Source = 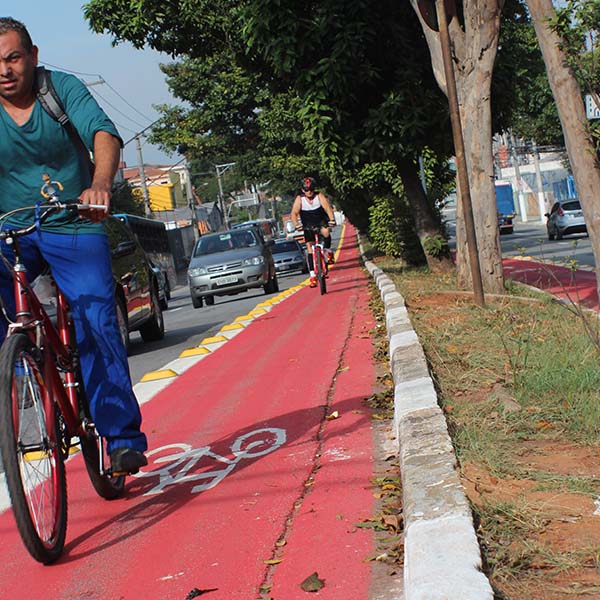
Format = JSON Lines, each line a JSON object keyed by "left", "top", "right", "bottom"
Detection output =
{"left": 422, "top": 235, "right": 449, "bottom": 258}
{"left": 368, "top": 195, "right": 426, "bottom": 265}
{"left": 494, "top": 1, "right": 563, "bottom": 145}
{"left": 550, "top": 1, "right": 600, "bottom": 150}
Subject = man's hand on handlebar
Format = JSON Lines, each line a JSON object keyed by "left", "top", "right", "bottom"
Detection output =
{"left": 78, "top": 185, "right": 111, "bottom": 222}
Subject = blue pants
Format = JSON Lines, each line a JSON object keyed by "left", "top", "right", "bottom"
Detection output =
{"left": 0, "top": 230, "right": 147, "bottom": 453}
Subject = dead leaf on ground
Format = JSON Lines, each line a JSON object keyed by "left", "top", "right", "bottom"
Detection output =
{"left": 300, "top": 572, "right": 325, "bottom": 592}
{"left": 326, "top": 411, "right": 340, "bottom": 420}
{"left": 185, "top": 589, "right": 219, "bottom": 599}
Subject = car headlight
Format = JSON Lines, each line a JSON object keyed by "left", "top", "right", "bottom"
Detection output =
{"left": 242, "top": 255, "right": 265, "bottom": 266}
{"left": 188, "top": 266, "right": 207, "bottom": 277}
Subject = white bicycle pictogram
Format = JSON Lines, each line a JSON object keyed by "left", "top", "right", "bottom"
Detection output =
{"left": 133, "top": 427, "right": 287, "bottom": 495}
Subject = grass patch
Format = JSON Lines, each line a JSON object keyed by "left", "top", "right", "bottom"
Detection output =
{"left": 377, "top": 264, "right": 600, "bottom": 598}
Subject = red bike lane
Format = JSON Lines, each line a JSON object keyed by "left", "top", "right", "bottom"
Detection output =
{"left": 503, "top": 257, "right": 599, "bottom": 310}
{"left": 0, "top": 223, "right": 382, "bottom": 600}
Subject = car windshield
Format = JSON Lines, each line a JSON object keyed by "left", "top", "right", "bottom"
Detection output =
{"left": 272, "top": 241, "right": 300, "bottom": 254}
{"left": 562, "top": 201, "right": 581, "bottom": 212}
{"left": 194, "top": 231, "right": 257, "bottom": 256}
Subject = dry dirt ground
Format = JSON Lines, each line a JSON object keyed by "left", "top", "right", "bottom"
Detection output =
{"left": 396, "top": 286, "right": 600, "bottom": 600}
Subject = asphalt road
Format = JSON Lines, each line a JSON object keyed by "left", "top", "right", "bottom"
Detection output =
{"left": 443, "top": 205, "right": 596, "bottom": 269}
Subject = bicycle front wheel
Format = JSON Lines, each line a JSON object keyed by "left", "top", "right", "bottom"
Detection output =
{"left": 0, "top": 333, "right": 67, "bottom": 564}
{"left": 316, "top": 248, "right": 327, "bottom": 295}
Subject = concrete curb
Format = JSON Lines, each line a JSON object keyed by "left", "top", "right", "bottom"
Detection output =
{"left": 358, "top": 236, "right": 494, "bottom": 600}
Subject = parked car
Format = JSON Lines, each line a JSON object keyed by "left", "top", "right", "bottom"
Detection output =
{"left": 272, "top": 238, "right": 309, "bottom": 275}
{"left": 188, "top": 228, "right": 279, "bottom": 308}
{"left": 103, "top": 216, "right": 165, "bottom": 352}
{"left": 546, "top": 199, "right": 587, "bottom": 240}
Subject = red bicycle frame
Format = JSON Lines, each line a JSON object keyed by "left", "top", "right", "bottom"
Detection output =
{"left": 9, "top": 239, "right": 83, "bottom": 439}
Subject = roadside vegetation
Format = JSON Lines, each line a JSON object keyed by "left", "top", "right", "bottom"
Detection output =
{"left": 373, "top": 252, "right": 600, "bottom": 599}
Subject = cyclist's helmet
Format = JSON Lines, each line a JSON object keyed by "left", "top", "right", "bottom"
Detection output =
{"left": 301, "top": 176, "right": 317, "bottom": 192}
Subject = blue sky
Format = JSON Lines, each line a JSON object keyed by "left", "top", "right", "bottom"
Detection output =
{"left": 6, "top": 2, "right": 180, "bottom": 167}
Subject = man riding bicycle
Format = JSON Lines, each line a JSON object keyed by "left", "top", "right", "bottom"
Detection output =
{"left": 290, "top": 177, "right": 336, "bottom": 288}
{"left": 0, "top": 18, "right": 147, "bottom": 474}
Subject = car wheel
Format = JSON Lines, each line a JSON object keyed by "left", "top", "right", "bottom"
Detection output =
{"left": 272, "top": 274, "right": 279, "bottom": 293}
{"left": 115, "top": 295, "right": 130, "bottom": 355}
{"left": 164, "top": 278, "right": 171, "bottom": 301}
{"left": 556, "top": 229, "right": 563, "bottom": 240}
{"left": 192, "top": 295, "right": 203, "bottom": 309}
{"left": 139, "top": 284, "right": 165, "bottom": 342}
{"left": 548, "top": 226, "right": 555, "bottom": 241}
{"left": 205, "top": 295, "right": 215, "bottom": 306}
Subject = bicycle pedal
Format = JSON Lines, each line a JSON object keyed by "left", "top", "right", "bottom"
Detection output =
{"left": 110, "top": 469, "right": 134, "bottom": 477}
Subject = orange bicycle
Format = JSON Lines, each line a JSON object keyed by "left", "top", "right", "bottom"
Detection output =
{"left": 0, "top": 201, "right": 124, "bottom": 564}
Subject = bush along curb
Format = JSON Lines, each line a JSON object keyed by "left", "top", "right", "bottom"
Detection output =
{"left": 357, "top": 234, "right": 494, "bottom": 600}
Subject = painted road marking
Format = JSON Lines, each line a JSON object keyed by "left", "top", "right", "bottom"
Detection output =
{"left": 133, "top": 427, "right": 287, "bottom": 495}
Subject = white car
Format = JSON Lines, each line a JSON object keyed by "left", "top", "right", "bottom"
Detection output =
{"left": 546, "top": 199, "right": 587, "bottom": 240}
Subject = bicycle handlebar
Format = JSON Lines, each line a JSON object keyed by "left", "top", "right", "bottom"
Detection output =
{"left": 0, "top": 202, "right": 108, "bottom": 240}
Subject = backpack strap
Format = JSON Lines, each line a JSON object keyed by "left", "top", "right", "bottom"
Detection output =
{"left": 35, "top": 67, "right": 95, "bottom": 178}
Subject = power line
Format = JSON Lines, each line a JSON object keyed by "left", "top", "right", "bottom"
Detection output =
{"left": 40, "top": 60, "right": 156, "bottom": 126}
{"left": 39, "top": 61, "right": 102, "bottom": 78}
{"left": 103, "top": 80, "right": 155, "bottom": 123}
{"left": 88, "top": 85, "right": 148, "bottom": 129}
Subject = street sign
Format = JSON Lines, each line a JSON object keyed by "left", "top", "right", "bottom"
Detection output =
{"left": 585, "top": 94, "right": 600, "bottom": 119}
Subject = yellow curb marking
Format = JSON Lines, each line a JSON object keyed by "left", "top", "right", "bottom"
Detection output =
{"left": 220, "top": 323, "right": 245, "bottom": 331}
{"left": 234, "top": 315, "right": 254, "bottom": 322}
{"left": 201, "top": 335, "right": 228, "bottom": 344}
{"left": 249, "top": 308, "right": 268, "bottom": 316}
{"left": 140, "top": 369, "right": 178, "bottom": 382}
{"left": 179, "top": 347, "right": 211, "bottom": 358}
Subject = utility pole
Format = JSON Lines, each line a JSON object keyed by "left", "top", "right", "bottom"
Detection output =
{"left": 184, "top": 162, "right": 199, "bottom": 241}
{"left": 215, "top": 162, "right": 236, "bottom": 230}
{"left": 510, "top": 131, "right": 527, "bottom": 222}
{"left": 435, "top": 0, "right": 485, "bottom": 307}
{"left": 532, "top": 141, "right": 546, "bottom": 223}
{"left": 136, "top": 135, "right": 152, "bottom": 217}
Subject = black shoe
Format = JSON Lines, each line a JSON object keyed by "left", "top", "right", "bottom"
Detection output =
{"left": 110, "top": 447, "right": 148, "bottom": 475}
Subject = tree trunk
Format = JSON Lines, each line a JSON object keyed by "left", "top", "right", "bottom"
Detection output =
{"left": 527, "top": 0, "right": 600, "bottom": 299}
{"left": 398, "top": 157, "right": 454, "bottom": 273}
{"left": 411, "top": 0, "right": 505, "bottom": 294}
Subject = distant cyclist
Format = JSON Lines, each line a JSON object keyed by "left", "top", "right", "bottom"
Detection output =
{"left": 291, "top": 177, "right": 336, "bottom": 287}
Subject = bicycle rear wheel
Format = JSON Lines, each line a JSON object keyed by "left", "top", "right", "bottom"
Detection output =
{"left": 69, "top": 323, "right": 125, "bottom": 500}
{"left": 0, "top": 333, "right": 67, "bottom": 564}
{"left": 316, "top": 248, "right": 327, "bottom": 295}
{"left": 79, "top": 429, "right": 125, "bottom": 500}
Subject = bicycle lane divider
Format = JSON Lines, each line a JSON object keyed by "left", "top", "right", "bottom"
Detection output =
{"left": 0, "top": 223, "right": 380, "bottom": 599}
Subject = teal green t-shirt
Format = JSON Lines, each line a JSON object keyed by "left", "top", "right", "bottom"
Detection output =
{"left": 0, "top": 70, "right": 122, "bottom": 233}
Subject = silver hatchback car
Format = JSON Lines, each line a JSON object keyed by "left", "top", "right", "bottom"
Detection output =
{"left": 546, "top": 199, "right": 587, "bottom": 240}
{"left": 188, "top": 228, "right": 278, "bottom": 308}
{"left": 272, "top": 238, "right": 309, "bottom": 275}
